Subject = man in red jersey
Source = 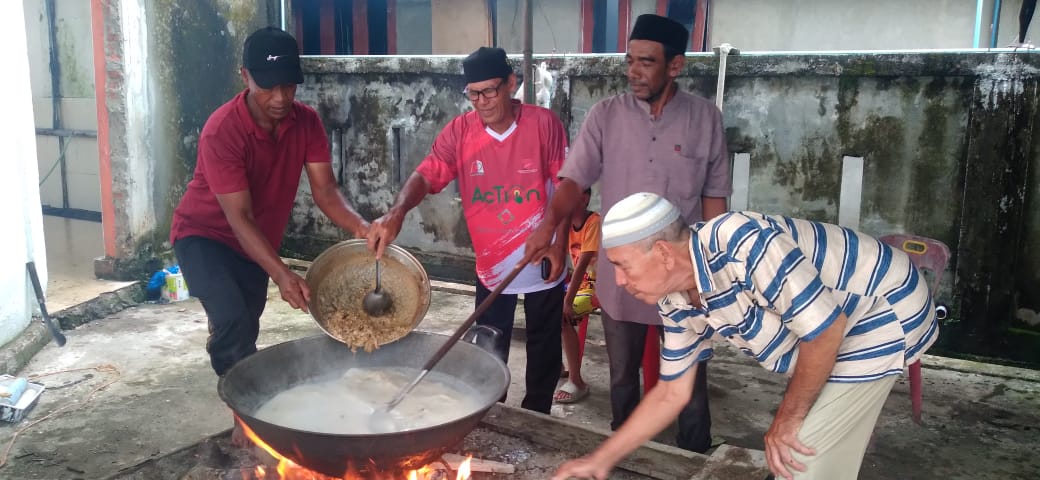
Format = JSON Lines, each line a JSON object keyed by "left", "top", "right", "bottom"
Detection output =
{"left": 367, "top": 47, "right": 569, "bottom": 414}
{"left": 170, "top": 27, "right": 368, "bottom": 377}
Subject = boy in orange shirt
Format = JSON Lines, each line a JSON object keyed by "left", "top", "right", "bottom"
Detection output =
{"left": 555, "top": 188, "right": 600, "bottom": 403}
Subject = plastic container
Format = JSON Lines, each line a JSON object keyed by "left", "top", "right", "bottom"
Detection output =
{"left": 0, "top": 375, "right": 44, "bottom": 423}
{"left": 162, "top": 270, "right": 190, "bottom": 302}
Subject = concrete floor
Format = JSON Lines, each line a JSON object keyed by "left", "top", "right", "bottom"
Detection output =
{"left": 1, "top": 222, "right": 1038, "bottom": 479}
{"left": 42, "top": 216, "right": 134, "bottom": 312}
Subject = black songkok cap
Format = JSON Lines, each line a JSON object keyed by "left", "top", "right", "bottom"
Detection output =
{"left": 628, "top": 14, "right": 689, "bottom": 53}
{"left": 462, "top": 47, "right": 513, "bottom": 84}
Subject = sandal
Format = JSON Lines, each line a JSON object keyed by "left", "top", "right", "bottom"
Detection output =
{"left": 553, "top": 381, "right": 590, "bottom": 404}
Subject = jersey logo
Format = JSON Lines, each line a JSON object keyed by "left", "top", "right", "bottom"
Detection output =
{"left": 471, "top": 185, "right": 542, "bottom": 204}
{"left": 470, "top": 160, "right": 485, "bottom": 176}
{"left": 498, "top": 209, "right": 515, "bottom": 225}
{"left": 517, "top": 159, "right": 538, "bottom": 174}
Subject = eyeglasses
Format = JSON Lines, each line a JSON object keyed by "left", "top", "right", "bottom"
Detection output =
{"left": 463, "top": 80, "right": 504, "bottom": 101}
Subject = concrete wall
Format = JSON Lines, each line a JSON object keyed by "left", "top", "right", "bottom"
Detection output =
{"left": 396, "top": 0, "right": 433, "bottom": 54}
{"left": 410, "top": 0, "right": 1032, "bottom": 53}
{"left": 24, "top": 0, "right": 101, "bottom": 213}
{"left": 92, "top": 0, "right": 277, "bottom": 277}
{"left": 1, "top": 0, "right": 47, "bottom": 347}
{"left": 495, "top": 0, "right": 582, "bottom": 54}
{"left": 276, "top": 52, "right": 1040, "bottom": 365}
{"left": 431, "top": 0, "right": 491, "bottom": 54}
{"left": 996, "top": 0, "right": 1036, "bottom": 47}
{"left": 710, "top": 0, "right": 985, "bottom": 51}
{"left": 84, "top": 0, "right": 1040, "bottom": 365}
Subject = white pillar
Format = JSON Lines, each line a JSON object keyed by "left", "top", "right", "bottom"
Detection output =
{"left": 730, "top": 152, "right": 751, "bottom": 211}
{"left": 1, "top": 0, "right": 46, "bottom": 345}
{"left": 839, "top": 155, "right": 864, "bottom": 230}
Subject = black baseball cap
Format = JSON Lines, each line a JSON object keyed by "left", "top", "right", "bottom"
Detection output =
{"left": 242, "top": 27, "right": 304, "bottom": 89}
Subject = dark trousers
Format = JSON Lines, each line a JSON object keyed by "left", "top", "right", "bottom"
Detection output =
{"left": 475, "top": 280, "right": 564, "bottom": 414}
{"left": 601, "top": 310, "right": 713, "bottom": 453}
{"left": 174, "top": 236, "right": 270, "bottom": 376}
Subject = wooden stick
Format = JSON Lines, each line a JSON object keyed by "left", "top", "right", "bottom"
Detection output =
{"left": 440, "top": 453, "right": 515, "bottom": 474}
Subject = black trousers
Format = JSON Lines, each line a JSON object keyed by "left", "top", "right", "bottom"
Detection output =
{"left": 174, "top": 236, "right": 270, "bottom": 376}
{"left": 475, "top": 280, "right": 564, "bottom": 414}
{"left": 601, "top": 310, "right": 713, "bottom": 453}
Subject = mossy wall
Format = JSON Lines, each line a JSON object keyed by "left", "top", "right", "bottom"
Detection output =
{"left": 101, "top": 34, "right": 1040, "bottom": 363}
{"left": 283, "top": 52, "right": 1040, "bottom": 365}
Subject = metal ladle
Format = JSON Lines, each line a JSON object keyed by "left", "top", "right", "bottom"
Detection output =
{"left": 369, "top": 259, "right": 533, "bottom": 434}
{"left": 362, "top": 259, "right": 392, "bottom": 316}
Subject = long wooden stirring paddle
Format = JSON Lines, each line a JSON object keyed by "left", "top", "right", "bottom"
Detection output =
{"left": 370, "top": 258, "right": 540, "bottom": 432}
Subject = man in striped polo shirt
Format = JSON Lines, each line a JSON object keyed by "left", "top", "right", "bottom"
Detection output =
{"left": 553, "top": 193, "right": 939, "bottom": 480}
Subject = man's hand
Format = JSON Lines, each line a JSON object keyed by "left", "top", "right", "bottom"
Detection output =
{"left": 524, "top": 221, "right": 556, "bottom": 266}
{"left": 273, "top": 269, "right": 311, "bottom": 313}
{"left": 764, "top": 410, "right": 815, "bottom": 480}
{"left": 366, "top": 210, "right": 405, "bottom": 259}
{"left": 551, "top": 455, "right": 613, "bottom": 480}
{"left": 562, "top": 302, "right": 577, "bottom": 325}
{"left": 544, "top": 241, "right": 567, "bottom": 282}
{"left": 354, "top": 220, "right": 371, "bottom": 240}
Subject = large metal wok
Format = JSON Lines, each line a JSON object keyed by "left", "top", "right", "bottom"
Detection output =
{"left": 218, "top": 331, "right": 510, "bottom": 476}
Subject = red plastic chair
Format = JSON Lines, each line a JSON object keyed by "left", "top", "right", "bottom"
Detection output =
{"left": 879, "top": 234, "right": 951, "bottom": 424}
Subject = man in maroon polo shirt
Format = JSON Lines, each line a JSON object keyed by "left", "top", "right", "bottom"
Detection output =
{"left": 170, "top": 27, "right": 368, "bottom": 377}
{"left": 525, "top": 14, "right": 732, "bottom": 453}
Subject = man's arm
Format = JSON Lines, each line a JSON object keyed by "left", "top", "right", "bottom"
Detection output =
{"left": 545, "top": 214, "right": 570, "bottom": 281}
{"left": 525, "top": 100, "right": 607, "bottom": 265}
{"left": 215, "top": 190, "right": 310, "bottom": 311}
{"left": 366, "top": 171, "right": 432, "bottom": 259}
{"left": 764, "top": 313, "right": 847, "bottom": 480}
{"left": 305, "top": 162, "right": 369, "bottom": 238}
{"left": 524, "top": 178, "right": 582, "bottom": 264}
{"left": 702, "top": 196, "right": 728, "bottom": 222}
{"left": 552, "top": 361, "right": 698, "bottom": 480}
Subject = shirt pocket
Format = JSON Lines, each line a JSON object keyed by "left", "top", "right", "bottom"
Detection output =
{"left": 664, "top": 147, "right": 709, "bottom": 201}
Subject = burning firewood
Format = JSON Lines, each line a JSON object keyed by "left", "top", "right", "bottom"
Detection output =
{"left": 439, "top": 454, "right": 515, "bottom": 475}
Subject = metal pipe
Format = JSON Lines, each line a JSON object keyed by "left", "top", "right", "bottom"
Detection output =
{"left": 973, "top": 0, "right": 985, "bottom": 48}
{"left": 35, "top": 128, "right": 97, "bottom": 138}
{"left": 606, "top": 0, "right": 619, "bottom": 52}
{"left": 45, "top": 0, "right": 69, "bottom": 209}
{"left": 991, "top": 0, "right": 1003, "bottom": 48}
{"left": 281, "top": 0, "right": 287, "bottom": 31}
{"left": 522, "top": 0, "right": 534, "bottom": 104}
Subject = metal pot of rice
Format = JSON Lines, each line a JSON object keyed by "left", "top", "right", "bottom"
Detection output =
{"left": 305, "top": 239, "right": 431, "bottom": 351}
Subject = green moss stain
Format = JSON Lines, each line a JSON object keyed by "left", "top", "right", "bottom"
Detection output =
{"left": 923, "top": 76, "right": 948, "bottom": 100}
{"left": 909, "top": 86, "right": 960, "bottom": 239}
{"left": 725, "top": 127, "right": 756, "bottom": 153}
{"left": 773, "top": 136, "right": 841, "bottom": 204}
{"left": 898, "top": 76, "right": 921, "bottom": 107}
{"left": 835, "top": 77, "right": 860, "bottom": 146}
{"left": 57, "top": 27, "right": 93, "bottom": 98}
{"left": 850, "top": 114, "right": 907, "bottom": 215}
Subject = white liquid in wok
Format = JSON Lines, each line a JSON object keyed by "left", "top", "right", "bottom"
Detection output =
{"left": 254, "top": 367, "right": 483, "bottom": 434}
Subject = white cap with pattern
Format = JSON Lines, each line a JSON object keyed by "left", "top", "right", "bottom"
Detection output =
{"left": 602, "top": 192, "right": 681, "bottom": 249}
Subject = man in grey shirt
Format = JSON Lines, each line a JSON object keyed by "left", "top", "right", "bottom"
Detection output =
{"left": 525, "top": 14, "right": 731, "bottom": 452}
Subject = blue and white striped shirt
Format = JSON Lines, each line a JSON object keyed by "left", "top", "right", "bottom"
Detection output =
{"left": 657, "top": 212, "right": 939, "bottom": 383}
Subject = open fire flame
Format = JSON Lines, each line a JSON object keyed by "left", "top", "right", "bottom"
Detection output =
{"left": 238, "top": 419, "right": 472, "bottom": 480}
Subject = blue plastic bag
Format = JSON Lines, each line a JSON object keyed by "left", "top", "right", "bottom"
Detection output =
{"left": 145, "top": 269, "right": 168, "bottom": 301}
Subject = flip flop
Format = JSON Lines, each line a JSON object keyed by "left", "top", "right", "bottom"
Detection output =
{"left": 553, "top": 381, "right": 590, "bottom": 404}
